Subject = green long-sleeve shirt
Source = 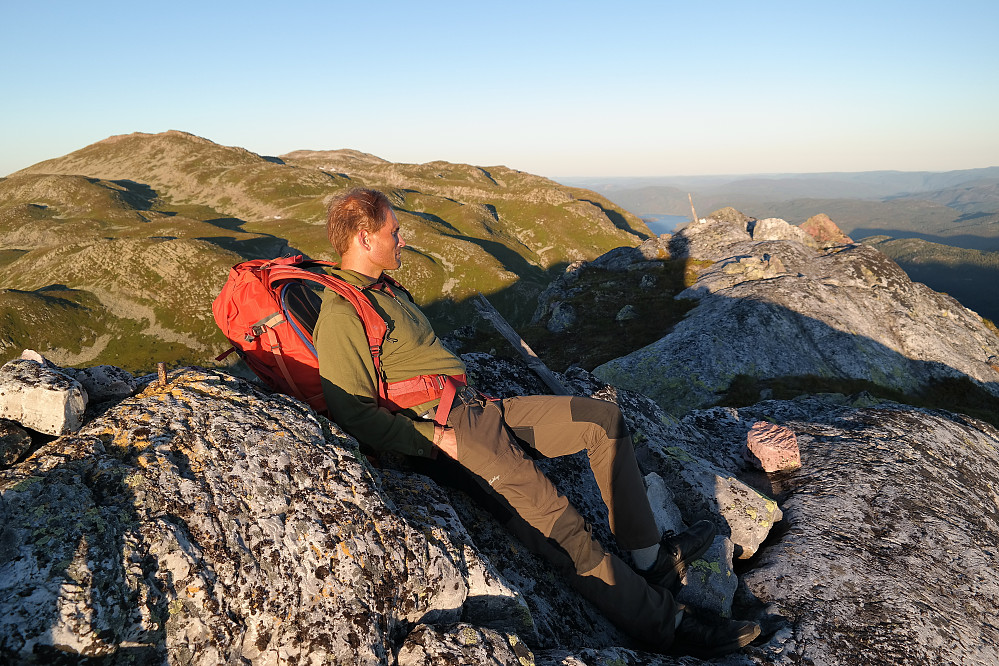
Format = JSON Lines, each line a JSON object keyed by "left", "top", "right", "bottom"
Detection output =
{"left": 314, "top": 269, "right": 466, "bottom": 458}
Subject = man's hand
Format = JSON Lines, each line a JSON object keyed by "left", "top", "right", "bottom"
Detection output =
{"left": 434, "top": 424, "right": 458, "bottom": 459}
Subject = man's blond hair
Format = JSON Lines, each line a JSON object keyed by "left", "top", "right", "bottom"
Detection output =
{"left": 326, "top": 188, "right": 393, "bottom": 257}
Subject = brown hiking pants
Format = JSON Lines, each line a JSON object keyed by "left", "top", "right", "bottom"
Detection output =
{"left": 447, "top": 394, "right": 678, "bottom": 647}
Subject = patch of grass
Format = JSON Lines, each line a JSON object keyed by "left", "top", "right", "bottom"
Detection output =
{"left": 0, "top": 249, "right": 28, "bottom": 270}
{"left": 982, "top": 317, "right": 999, "bottom": 338}
{"left": 0, "top": 286, "right": 197, "bottom": 374}
{"left": 718, "top": 373, "right": 999, "bottom": 429}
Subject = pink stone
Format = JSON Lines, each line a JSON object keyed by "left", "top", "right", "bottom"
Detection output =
{"left": 745, "top": 421, "right": 801, "bottom": 472}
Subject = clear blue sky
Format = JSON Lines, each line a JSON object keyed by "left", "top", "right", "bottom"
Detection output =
{"left": 3, "top": 0, "right": 997, "bottom": 178}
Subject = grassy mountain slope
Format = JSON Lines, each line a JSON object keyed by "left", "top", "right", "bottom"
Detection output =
{"left": 1, "top": 131, "right": 650, "bottom": 372}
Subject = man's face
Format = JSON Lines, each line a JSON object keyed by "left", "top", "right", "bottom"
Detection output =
{"left": 365, "top": 208, "right": 405, "bottom": 272}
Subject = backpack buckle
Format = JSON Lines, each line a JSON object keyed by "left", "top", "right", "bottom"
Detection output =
{"left": 249, "top": 313, "right": 285, "bottom": 340}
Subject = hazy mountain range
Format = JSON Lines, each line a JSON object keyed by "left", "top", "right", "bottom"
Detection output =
{"left": 564, "top": 168, "right": 999, "bottom": 250}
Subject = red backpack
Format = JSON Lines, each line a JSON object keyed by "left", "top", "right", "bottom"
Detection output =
{"left": 212, "top": 256, "right": 464, "bottom": 423}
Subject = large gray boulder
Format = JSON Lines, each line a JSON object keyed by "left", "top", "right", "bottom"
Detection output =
{"left": 0, "top": 368, "right": 489, "bottom": 664}
{"left": 593, "top": 214, "right": 999, "bottom": 416}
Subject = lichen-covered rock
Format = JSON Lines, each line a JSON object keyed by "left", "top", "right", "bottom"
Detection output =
{"left": 750, "top": 218, "right": 819, "bottom": 249}
{"left": 6, "top": 349, "right": 996, "bottom": 665}
{"left": 0, "top": 368, "right": 470, "bottom": 664}
{"left": 0, "top": 419, "right": 31, "bottom": 466}
{"left": 594, "top": 214, "right": 999, "bottom": 416}
{"left": 734, "top": 398, "right": 999, "bottom": 665}
{"left": 396, "top": 624, "right": 536, "bottom": 666}
{"left": 547, "top": 302, "right": 577, "bottom": 333}
{"left": 531, "top": 236, "right": 673, "bottom": 330}
{"left": 665, "top": 215, "right": 751, "bottom": 261}
{"left": 0, "top": 359, "right": 88, "bottom": 435}
{"left": 644, "top": 445, "right": 782, "bottom": 560}
{"left": 60, "top": 364, "right": 137, "bottom": 403}
{"left": 536, "top": 646, "right": 751, "bottom": 665}
{"left": 17, "top": 351, "right": 135, "bottom": 404}
{"left": 588, "top": 235, "right": 672, "bottom": 271}
{"left": 615, "top": 304, "right": 640, "bottom": 322}
{"left": 378, "top": 469, "right": 536, "bottom": 640}
{"left": 676, "top": 537, "right": 738, "bottom": 618}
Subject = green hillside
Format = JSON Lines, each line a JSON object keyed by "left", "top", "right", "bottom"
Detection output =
{"left": 0, "top": 131, "right": 651, "bottom": 373}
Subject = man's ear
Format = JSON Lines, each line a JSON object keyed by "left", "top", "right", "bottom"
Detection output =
{"left": 358, "top": 229, "right": 370, "bottom": 250}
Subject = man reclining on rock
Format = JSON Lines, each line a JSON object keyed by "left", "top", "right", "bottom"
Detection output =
{"left": 314, "top": 187, "right": 760, "bottom": 658}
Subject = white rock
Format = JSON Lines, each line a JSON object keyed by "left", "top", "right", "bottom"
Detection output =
{"left": 19, "top": 349, "right": 47, "bottom": 364}
{"left": 644, "top": 472, "right": 685, "bottom": 536}
{"left": 0, "top": 359, "right": 88, "bottom": 435}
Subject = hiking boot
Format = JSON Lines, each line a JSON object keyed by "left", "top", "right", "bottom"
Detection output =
{"left": 671, "top": 607, "right": 761, "bottom": 658}
{"left": 639, "top": 519, "right": 717, "bottom": 591}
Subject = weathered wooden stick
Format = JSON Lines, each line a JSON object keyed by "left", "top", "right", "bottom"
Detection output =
{"left": 689, "top": 192, "right": 699, "bottom": 224}
{"left": 157, "top": 362, "right": 167, "bottom": 386}
{"left": 473, "top": 293, "right": 570, "bottom": 396}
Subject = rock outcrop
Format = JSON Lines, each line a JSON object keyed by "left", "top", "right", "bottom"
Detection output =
{"left": 593, "top": 213, "right": 999, "bottom": 415}
{"left": 799, "top": 213, "right": 852, "bottom": 246}
{"left": 3, "top": 350, "right": 997, "bottom": 664}
{"left": 732, "top": 397, "right": 999, "bottom": 665}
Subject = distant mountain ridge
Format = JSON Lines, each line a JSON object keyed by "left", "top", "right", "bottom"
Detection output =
{"left": 564, "top": 167, "right": 999, "bottom": 251}
{"left": 0, "top": 131, "right": 650, "bottom": 372}
{"left": 564, "top": 167, "right": 999, "bottom": 200}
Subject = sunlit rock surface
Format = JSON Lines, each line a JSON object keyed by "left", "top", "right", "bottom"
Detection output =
{"left": 593, "top": 214, "right": 999, "bottom": 416}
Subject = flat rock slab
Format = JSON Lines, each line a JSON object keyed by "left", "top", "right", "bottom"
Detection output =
{"left": 0, "top": 359, "right": 87, "bottom": 435}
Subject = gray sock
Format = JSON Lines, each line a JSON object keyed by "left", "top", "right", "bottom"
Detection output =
{"left": 632, "top": 543, "right": 660, "bottom": 570}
